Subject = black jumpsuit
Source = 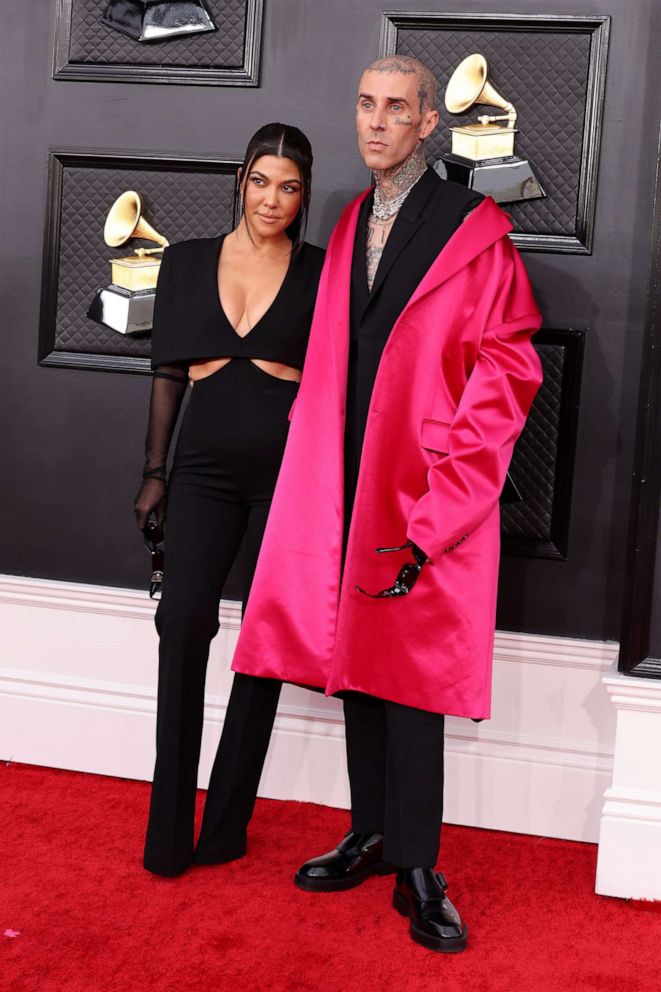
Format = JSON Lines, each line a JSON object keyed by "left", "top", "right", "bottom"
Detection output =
{"left": 143, "top": 235, "right": 325, "bottom": 876}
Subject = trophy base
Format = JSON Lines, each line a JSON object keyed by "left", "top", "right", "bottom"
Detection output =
{"left": 110, "top": 255, "right": 162, "bottom": 292}
{"left": 87, "top": 285, "right": 155, "bottom": 335}
{"left": 450, "top": 124, "right": 517, "bottom": 161}
{"left": 438, "top": 154, "right": 546, "bottom": 205}
{"left": 101, "top": 1, "right": 217, "bottom": 43}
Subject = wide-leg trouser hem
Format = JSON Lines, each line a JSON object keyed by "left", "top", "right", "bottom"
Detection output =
{"left": 344, "top": 692, "right": 445, "bottom": 869}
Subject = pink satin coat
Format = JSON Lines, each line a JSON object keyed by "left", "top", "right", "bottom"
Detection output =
{"left": 232, "top": 191, "right": 543, "bottom": 719}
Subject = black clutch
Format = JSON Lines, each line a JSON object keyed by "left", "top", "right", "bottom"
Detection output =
{"left": 101, "top": 0, "right": 217, "bottom": 43}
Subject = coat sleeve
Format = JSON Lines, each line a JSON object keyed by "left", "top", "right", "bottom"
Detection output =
{"left": 406, "top": 238, "right": 543, "bottom": 563}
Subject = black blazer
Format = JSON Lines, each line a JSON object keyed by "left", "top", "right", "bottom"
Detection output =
{"left": 346, "top": 169, "right": 521, "bottom": 509}
{"left": 345, "top": 169, "right": 483, "bottom": 474}
{"left": 350, "top": 168, "right": 483, "bottom": 343}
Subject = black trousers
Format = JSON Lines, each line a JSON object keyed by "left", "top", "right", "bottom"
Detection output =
{"left": 344, "top": 693, "right": 446, "bottom": 868}
{"left": 343, "top": 371, "right": 446, "bottom": 870}
{"left": 143, "top": 362, "right": 296, "bottom": 876}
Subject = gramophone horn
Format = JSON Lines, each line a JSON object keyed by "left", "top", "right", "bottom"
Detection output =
{"left": 103, "top": 191, "right": 169, "bottom": 249}
{"left": 445, "top": 53, "right": 516, "bottom": 125}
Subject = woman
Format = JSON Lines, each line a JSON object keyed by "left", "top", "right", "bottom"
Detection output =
{"left": 134, "top": 123, "right": 325, "bottom": 877}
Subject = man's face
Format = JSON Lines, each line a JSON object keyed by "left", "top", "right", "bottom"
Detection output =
{"left": 355, "top": 69, "right": 439, "bottom": 172}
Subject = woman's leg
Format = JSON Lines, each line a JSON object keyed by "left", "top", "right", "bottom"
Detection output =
{"left": 193, "top": 673, "right": 282, "bottom": 863}
{"left": 143, "top": 481, "right": 248, "bottom": 877}
{"left": 194, "top": 500, "right": 282, "bottom": 863}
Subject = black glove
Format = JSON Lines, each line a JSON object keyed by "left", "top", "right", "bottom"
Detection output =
{"left": 134, "top": 477, "right": 167, "bottom": 531}
{"left": 356, "top": 541, "right": 429, "bottom": 598}
{"left": 134, "top": 364, "right": 188, "bottom": 531}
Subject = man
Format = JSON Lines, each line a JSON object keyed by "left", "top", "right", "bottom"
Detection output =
{"left": 231, "top": 55, "right": 542, "bottom": 952}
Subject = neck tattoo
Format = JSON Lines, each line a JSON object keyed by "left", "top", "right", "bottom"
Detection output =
{"left": 371, "top": 150, "right": 427, "bottom": 221}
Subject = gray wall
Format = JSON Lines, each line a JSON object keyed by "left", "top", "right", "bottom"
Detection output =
{"left": 2, "top": 0, "right": 661, "bottom": 642}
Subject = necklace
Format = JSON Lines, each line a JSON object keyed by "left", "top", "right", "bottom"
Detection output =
{"left": 371, "top": 168, "right": 425, "bottom": 221}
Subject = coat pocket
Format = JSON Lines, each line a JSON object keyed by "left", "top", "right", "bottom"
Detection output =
{"left": 420, "top": 419, "right": 450, "bottom": 454}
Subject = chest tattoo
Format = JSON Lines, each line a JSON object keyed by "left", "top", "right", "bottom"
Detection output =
{"left": 366, "top": 214, "right": 397, "bottom": 291}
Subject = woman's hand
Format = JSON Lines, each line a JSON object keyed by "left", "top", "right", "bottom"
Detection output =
{"left": 134, "top": 477, "right": 166, "bottom": 531}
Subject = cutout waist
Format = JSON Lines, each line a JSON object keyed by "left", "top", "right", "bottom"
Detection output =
{"left": 188, "top": 356, "right": 302, "bottom": 384}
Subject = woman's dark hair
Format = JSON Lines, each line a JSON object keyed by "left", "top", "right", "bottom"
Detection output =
{"left": 236, "top": 122, "right": 313, "bottom": 250}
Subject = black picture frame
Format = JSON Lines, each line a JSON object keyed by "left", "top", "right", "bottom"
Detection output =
{"left": 38, "top": 149, "right": 239, "bottom": 375}
{"left": 52, "top": 0, "right": 264, "bottom": 87}
{"left": 502, "top": 328, "right": 585, "bottom": 560}
{"left": 379, "top": 11, "right": 610, "bottom": 254}
{"left": 619, "top": 127, "right": 661, "bottom": 679}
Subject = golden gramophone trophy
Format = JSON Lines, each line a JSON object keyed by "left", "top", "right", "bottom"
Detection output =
{"left": 87, "top": 191, "right": 169, "bottom": 335}
{"left": 438, "top": 54, "right": 545, "bottom": 204}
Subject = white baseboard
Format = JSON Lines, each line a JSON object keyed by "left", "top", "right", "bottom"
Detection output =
{"left": 0, "top": 574, "right": 619, "bottom": 842}
{"left": 596, "top": 675, "right": 661, "bottom": 899}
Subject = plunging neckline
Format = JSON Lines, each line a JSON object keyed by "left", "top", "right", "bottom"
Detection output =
{"left": 214, "top": 233, "right": 295, "bottom": 339}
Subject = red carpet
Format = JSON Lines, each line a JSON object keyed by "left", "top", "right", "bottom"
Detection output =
{"left": 1, "top": 762, "right": 660, "bottom": 992}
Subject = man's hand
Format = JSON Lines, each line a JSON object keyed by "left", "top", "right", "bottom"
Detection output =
{"left": 356, "top": 541, "right": 429, "bottom": 598}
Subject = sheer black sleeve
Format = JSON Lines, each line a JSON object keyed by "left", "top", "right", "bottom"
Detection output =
{"left": 134, "top": 364, "right": 188, "bottom": 530}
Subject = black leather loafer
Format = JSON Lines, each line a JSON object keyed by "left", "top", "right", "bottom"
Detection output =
{"left": 294, "top": 831, "right": 395, "bottom": 891}
{"left": 393, "top": 868, "right": 468, "bottom": 953}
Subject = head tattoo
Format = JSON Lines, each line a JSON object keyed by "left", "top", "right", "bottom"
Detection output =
{"left": 364, "top": 55, "right": 437, "bottom": 114}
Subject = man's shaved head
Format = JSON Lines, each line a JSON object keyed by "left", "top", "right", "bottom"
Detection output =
{"left": 364, "top": 55, "right": 437, "bottom": 114}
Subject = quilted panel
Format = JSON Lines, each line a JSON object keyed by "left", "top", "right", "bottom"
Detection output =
{"left": 502, "top": 343, "right": 565, "bottom": 541}
{"left": 53, "top": 162, "right": 236, "bottom": 358}
{"left": 395, "top": 27, "right": 591, "bottom": 236}
{"left": 68, "top": 0, "right": 247, "bottom": 67}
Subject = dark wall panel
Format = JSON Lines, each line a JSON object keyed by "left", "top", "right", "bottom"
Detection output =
{"left": 649, "top": 531, "right": 661, "bottom": 658}
{"left": 1, "top": 0, "right": 661, "bottom": 640}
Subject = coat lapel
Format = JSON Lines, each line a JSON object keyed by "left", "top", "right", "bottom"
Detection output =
{"left": 401, "top": 196, "right": 513, "bottom": 313}
{"left": 351, "top": 196, "right": 371, "bottom": 317}
{"left": 324, "top": 189, "right": 371, "bottom": 376}
{"left": 365, "top": 168, "right": 439, "bottom": 305}
{"left": 324, "top": 189, "right": 512, "bottom": 375}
